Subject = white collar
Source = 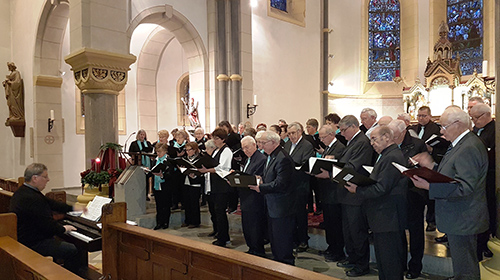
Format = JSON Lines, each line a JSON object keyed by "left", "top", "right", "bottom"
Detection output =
{"left": 328, "top": 137, "right": 337, "bottom": 147}
{"left": 451, "top": 130, "right": 469, "bottom": 147}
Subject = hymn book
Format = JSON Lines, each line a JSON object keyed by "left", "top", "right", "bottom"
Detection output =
{"left": 308, "top": 157, "right": 345, "bottom": 175}
{"left": 392, "top": 162, "right": 456, "bottom": 183}
{"left": 225, "top": 171, "right": 258, "bottom": 187}
{"left": 331, "top": 165, "right": 376, "bottom": 186}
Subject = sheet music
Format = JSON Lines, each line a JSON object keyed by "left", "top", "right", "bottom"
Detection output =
{"left": 81, "top": 196, "right": 112, "bottom": 222}
{"left": 392, "top": 162, "right": 409, "bottom": 173}
{"left": 363, "top": 165, "right": 374, "bottom": 174}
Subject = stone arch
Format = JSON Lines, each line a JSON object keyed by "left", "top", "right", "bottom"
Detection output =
{"left": 32, "top": 0, "right": 70, "bottom": 190}
{"left": 128, "top": 5, "right": 209, "bottom": 136}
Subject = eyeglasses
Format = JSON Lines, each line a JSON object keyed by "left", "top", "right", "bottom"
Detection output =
{"left": 185, "top": 148, "right": 193, "bottom": 152}
{"left": 339, "top": 126, "right": 351, "bottom": 133}
{"left": 471, "top": 112, "right": 485, "bottom": 121}
{"left": 35, "top": 174, "right": 49, "bottom": 179}
{"left": 417, "top": 114, "right": 428, "bottom": 118}
{"left": 257, "top": 141, "right": 270, "bottom": 145}
{"left": 441, "top": 120, "right": 459, "bottom": 131}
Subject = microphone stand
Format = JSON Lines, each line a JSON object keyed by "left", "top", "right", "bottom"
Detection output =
{"left": 124, "top": 132, "right": 136, "bottom": 153}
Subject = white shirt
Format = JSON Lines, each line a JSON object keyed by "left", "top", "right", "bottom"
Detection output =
{"left": 347, "top": 130, "right": 362, "bottom": 146}
{"left": 451, "top": 130, "right": 470, "bottom": 147}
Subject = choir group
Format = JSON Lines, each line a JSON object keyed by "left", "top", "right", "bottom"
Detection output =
{"left": 129, "top": 99, "right": 495, "bottom": 280}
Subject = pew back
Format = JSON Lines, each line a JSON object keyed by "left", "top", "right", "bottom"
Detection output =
{"left": 102, "top": 203, "right": 338, "bottom": 280}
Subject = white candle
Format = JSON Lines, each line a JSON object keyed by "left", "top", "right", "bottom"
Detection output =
{"left": 482, "top": 60, "right": 488, "bottom": 77}
{"left": 253, "top": 95, "right": 257, "bottom": 105}
{"left": 50, "top": 110, "right": 54, "bottom": 120}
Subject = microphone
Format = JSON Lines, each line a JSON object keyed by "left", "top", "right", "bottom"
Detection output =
{"left": 124, "top": 131, "right": 136, "bottom": 152}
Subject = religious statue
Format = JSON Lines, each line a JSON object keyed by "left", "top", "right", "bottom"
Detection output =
{"left": 181, "top": 97, "right": 200, "bottom": 127}
{"left": 3, "top": 62, "right": 24, "bottom": 125}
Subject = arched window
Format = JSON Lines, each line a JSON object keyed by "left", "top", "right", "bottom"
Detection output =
{"left": 447, "top": 0, "right": 483, "bottom": 75}
{"left": 368, "top": 0, "right": 400, "bottom": 82}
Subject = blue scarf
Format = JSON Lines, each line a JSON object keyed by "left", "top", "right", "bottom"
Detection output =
{"left": 137, "top": 140, "right": 150, "bottom": 168}
{"left": 153, "top": 154, "right": 167, "bottom": 191}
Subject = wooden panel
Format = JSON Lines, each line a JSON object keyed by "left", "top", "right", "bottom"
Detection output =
{"left": 0, "top": 189, "right": 14, "bottom": 214}
{"left": 0, "top": 213, "right": 17, "bottom": 240}
{"left": 190, "top": 251, "right": 232, "bottom": 277}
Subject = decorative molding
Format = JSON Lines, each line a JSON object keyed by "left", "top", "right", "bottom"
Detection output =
{"left": 329, "top": 93, "right": 403, "bottom": 99}
{"left": 34, "top": 75, "right": 63, "bottom": 88}
{"left": 65, "top": 48, "right": 136, "bottom": 95}
{"left": 217, "top": 74, "right": 230, "bottom": 81}
{"left": 229, "top": 74, "right": 242, "bottom": 81}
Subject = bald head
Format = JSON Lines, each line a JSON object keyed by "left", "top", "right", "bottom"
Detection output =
{"left": 440, "top": 107, "right": 471, "bottom": 142}
{"left": 388, "top": 119, "right": 407, "bottom": 145}
{"left": 378, "top": 116, "right": 393, "bottom": 126}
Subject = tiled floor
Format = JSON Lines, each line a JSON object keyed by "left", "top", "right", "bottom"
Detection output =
{"left": 89, "top": 205, "right": 448, "bottom": 280}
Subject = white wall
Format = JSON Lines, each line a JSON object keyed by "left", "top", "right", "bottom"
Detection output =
{"left": 156, "top": 38, "right": 188, "bottom": 132}
{"left": 251, "top": 0, "right": 322, "bottom": 126}
{"left": 61, "top": 22, "right": 86, "bottom": 188}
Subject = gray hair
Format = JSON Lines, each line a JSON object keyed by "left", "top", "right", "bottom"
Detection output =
{"left": 442, "top": 106, "right": 470, "bottom": 128}
{"left": 339, "top": 115, "right": 359, "bottom": 128}
{"left": 260, "top": 131, "right": 281, "bottom": 143}
{"left": 24, "top": 163, "right": 48, "bottom": 182}
{"left": 288, "top": 122, "right": 303, "bottom": 132}
{"left": 361, "top": 108, "right": 377, "bottom": 119}
{"left": 205, "top": 139, "right": 217, "bottom": 150}
{"left": 471, "top": 103, "right": 491, "bottom": 115}
{"left": 319, "top": 125, "right": 335, "bottom": 134}
{"left": 397, "top": 113, "right": 411, "bottom": 123}
{"left": 374, "top": 125, "right": 394, "bottom": 139}
{"left": 241, "top": 136, "right": 256, "bottom": 145}
{"left": 195, "top": 127, "right": 204, "bottom": 133}
{"left": 468, "top": 96, "right": 484, "bottom": 104}
{"left": 255, "top": 130, "right": 265, "bottom": 140}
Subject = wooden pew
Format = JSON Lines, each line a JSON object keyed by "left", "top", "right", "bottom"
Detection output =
{"left": 0, "top": 189, "right": 14, "bottom": 214}
{"left": 0, "top": 176, "right": 24, "bottom": 192}
{"left": 0, "top": 213, "right": 83, "bottom": 280}
{"left": 101, "top": 203, "right": 339, "bottom": 280}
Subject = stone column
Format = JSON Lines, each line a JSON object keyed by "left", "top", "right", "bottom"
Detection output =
{"left": 229, "top": 0, "right": 242, "bottom": 124}
{"left": 216, "top": 0, "right": 229, "bottom": 122}
{"left": 65, "top": 49, "right": 135, "bottom": 168}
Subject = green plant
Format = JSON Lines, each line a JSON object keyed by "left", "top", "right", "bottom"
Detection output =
{"left": 81, "top": 170, "right": 111, "bottom": 188}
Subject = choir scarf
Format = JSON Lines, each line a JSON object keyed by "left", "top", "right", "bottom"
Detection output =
{"left": 153, "top": 154, "right": 167, "bottom": 191}
{"left": 137, "top": 140, "right": 150, "bottom": 168}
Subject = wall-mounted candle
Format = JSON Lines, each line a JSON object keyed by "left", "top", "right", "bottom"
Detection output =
{"left": 482, "top": 60, "right": 488, "bottom": 77}
{"left": 50, "top": 110, "right": 54, "bottom": 120}
{"left": 253, "top": 95, "right": 257, "bottom": 105}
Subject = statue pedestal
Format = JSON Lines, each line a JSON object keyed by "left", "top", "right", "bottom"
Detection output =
{"left": 480, "top": 238, "right": 500, "bottom": 279}
{"left": 75, "top": 184, "right": 109, "bottom": 207}
{"left": 5, "top": 119, "right": 25, "bottom": 137}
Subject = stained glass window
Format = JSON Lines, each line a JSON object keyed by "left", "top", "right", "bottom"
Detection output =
{"left": 447, "top": 0, "right": 483, "bottom": 75}
{"left": 270, "top": 0, "right": 287, "bottom": 12}
{"left": 368, "top": 0, "right": 400, "bottom": 82}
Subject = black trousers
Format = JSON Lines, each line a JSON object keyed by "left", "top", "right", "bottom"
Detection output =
{"left": 242, "top": 210, "right": 267, "bottom": 254}
{"left": 154, "top": 188, "right": 172, "bottom": 227}
{"left": 208, "top": 193, "right": 230, "bottom": 242}
{"left": 268, "top": 215, "right": 295, "bottom": 265}
{"left": 373, "top": 230, "right": 407, "bottom": 280}
{"left": 341, "top": 204, "right": 369, "bottom": 271}
{"left": 323, "top": 203, "right": 345, "bottom": 257}
{"left": 308, "top": 176, "right": 321, "bottom": 212}
{"left": 31, "top": 238, "right": 87, "bottom": 278}
{"left": 183, "top": 185, "right": 201, "bottom": 226}
{"left": 407, "top": 190, "right": 426, "bottom": 273}
{"left": 294, "top": 188, "right": 310, "bottom": 245}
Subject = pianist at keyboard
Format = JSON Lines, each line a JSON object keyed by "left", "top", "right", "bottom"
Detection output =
{"left": 9, "top": 163, "right": 88, "bottom": 278}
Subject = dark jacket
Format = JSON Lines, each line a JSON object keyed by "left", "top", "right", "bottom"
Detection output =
{"left": 10, "top": 184, "right": 73, "bottom": 247}
{"left": 238, "top": 151, "right": 266, "bottom": 212}
{"left": 283, "top": 137, "right": 315, "bottom": 193}
{"left": 337, "top": 131, "right": 373, "bottom": 205}
{"left": 260, "top": 146, "right": 295, "bottom": 218}
{"left": 317, "top": 139, "right": 346, "bottom": 204}
{"left": 399, "top": 131, "right": 428, "bottom": 196}
{"left": 357, "top": 144, "right": 407, "bottom": 233}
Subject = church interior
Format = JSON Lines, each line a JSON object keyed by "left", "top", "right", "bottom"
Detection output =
{"left": 1, "top": 0, "right": 500, "bottom": 279}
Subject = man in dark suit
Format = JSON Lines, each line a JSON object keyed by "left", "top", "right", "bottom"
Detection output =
{"left": 389, "top": 119, "right": 428, "bottom": 279}
{"left": 411, "top": 105, "right": 444, "bottom": 231}
{"left": 304, "top": 118, "right": 325, "bottom": 215}
{"left": 284, "top": 122, "right": 315, "bottom": 252}
{"left": 359, "top": 108, "right": 378, "bottom": 138}
{"left": 412, "top": 107, "right": 488, "bottom": 280}
{"left": 238, "top": 136, "right": 267, "bottom": 257}
{"left": 9, "top": 163, "right": 88, "bottom": 278}
{"left": 345, "top": 126, "right": 408, "bottom": 280}
{"left": 314, "top": 125, "right": 346, "bottom": 263}
{"left": 335, "top": 115, "right": 373, "bottom": 276}
{"left": 250, "top": 131, "right": 295, "bottom": 265}
{"left": 470, "top": 103, "right": 496, "bottom": 259}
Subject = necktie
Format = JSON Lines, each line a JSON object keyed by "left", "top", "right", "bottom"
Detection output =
{"left": 445, "top": 144, "right": 453, "bottom": 155}
{"left": 418, "top": 126, "right": 425, "bottom": 139}
{"left": 322, "top": 145, "right": 330, "bottom": 158}
{"left": 477, "top": 128, "right": 484, "bottom": 136}
{"left": 265, "top": 156, "right": 271, "bottom": 169}
{"left": 376, "top": 154, "right": 382, "bottom": 163}
{"left": 243, "top": 158, "right": 251, "bottom": 172}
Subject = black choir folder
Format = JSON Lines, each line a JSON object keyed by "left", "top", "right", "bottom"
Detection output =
{"left": 392, "top": 162, "right": 456, "bottom": 183}
{"left": 308, "top": 157, "right": 345, "bottom": 175}
{"left": 331, "top": 165, "right": 376, "bottom": 186}
{"left": 225, "top": 171, "right": 257, "bottom": 187}
{"left": 425, "top": 134, "right": 449, "bottom": 148}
